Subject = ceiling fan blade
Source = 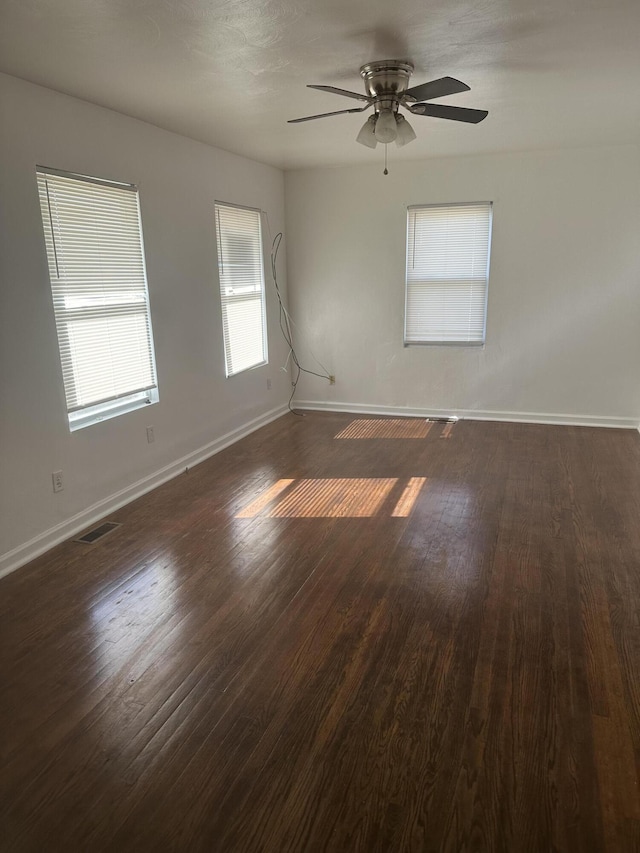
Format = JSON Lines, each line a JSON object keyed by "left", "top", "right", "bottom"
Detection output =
{"left": 403, "top": 76, "right": 470, "bottom": 102}
{"left": 288, "top": 105, "right": 369, "bottom": 123}
{"left": 408, "top": 103, "right": 488, "bottom": 123}
{"left": 307, "top": 85, "right": 372, "bottom": 103}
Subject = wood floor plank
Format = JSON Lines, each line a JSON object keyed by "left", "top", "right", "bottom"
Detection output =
{"left": 2, "top": 413, "right": 640, "bottom": 851}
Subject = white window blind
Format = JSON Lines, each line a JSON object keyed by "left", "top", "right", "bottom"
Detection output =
{"left": 215, "top": 202, "right": 267, "bottom": 377}
{"left": 37, "top": 167, "right": 158, "bottom": 429}
{"left": 405, "top": 201, "right": 493, "bottom": 344}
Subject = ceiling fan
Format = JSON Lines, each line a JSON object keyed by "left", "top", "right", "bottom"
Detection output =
{"left": 288, "top": 60, "right": 488, "bottom": 150}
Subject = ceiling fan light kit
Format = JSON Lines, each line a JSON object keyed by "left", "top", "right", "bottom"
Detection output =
{"left": 394, "top": 114, "right": 417, "bottom": 148}
{"left": 374, "top": 109, "right": 398, "bottom": 144}
{"left": 289, "top": 59, "right": 488, "bottom": 172}
{"left": 355, "top": 115, "right": 378, "bottom": 149}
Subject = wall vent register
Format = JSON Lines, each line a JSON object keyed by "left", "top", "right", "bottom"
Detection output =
{"left": 75, "top": 521, "right": 121, "bottom": 544}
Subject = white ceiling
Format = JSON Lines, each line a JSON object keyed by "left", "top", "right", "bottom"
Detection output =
{"left": 1, "top": 0, "right": 639, "bottom": 170}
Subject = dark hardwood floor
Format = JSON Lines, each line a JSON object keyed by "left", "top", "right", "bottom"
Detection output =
{"left": 2, "top": 412, "right": 640, "bottom": 852}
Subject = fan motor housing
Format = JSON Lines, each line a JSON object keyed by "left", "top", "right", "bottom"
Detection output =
{"left": 360, "top": 60, "right": 414, "bottom": 112}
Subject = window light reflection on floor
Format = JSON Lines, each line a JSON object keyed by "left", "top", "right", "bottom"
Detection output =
{"left": 440, "top": 421, "right": 456, "bottom": 439}
{"left": 335, "top": 419, "right": 433, "bottom": 439}
{"left": 271, "top": 478, "right": 395, "bottom": 518}
{"left": 236, "top": 479, "right": 294, "bottom": 518}
{"left": 391, "top": 477, "right": 428, "bottom": 517}
{"left": 237, "top": 477, "right": 427, "bottom": 519}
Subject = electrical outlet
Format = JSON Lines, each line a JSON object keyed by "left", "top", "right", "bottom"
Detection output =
{"left": 329, "top": 375, "right": 336, "bottom": 385}
{"left": 266, "top": 378, "right": 272, "bottom": 390}
{"left": 52, "top": 470, "right": 63, "bottom": 493}
{"left": 146, "top": 426, "right": 155, "bottom": 444}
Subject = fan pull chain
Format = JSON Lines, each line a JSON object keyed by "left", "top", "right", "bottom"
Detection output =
{"left": 383, "top": 144, "right": 388, "bottom": 176}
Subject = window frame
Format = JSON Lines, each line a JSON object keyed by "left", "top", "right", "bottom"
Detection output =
{"left": 36, "top": 166, "right": 159, "bottom": 431}
{"left": 404, "top": 201, "right": 493, "bottom": 347}
{"left": 214, "top": 200, "right": 268, "bottom": 378}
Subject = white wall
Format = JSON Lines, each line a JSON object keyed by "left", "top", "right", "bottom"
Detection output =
{"left": 0, "top": 73, "right": 290, "bottom": 573}
{"left": 284, "top": 146, "right": 640, "bottom": 426}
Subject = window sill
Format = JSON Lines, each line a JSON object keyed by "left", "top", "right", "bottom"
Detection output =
{"left": 225, "top": 359, "right": 268, "bottom": 379}
{"left": 404, "top": 340, "right": 486, "bottom": 347}
{"left": 69, "top": 389, "right": 159, "bottom": 431}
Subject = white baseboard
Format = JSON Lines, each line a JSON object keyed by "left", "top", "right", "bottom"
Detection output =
{"left": 294, "top": 400, "right": 639, "bottom": 430}
{"left": 0, "top": 405, "right": 288, "bottom": 581}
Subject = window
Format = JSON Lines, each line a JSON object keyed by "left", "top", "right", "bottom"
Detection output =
{"left": 214, "top": 202, "right": 267, "bottom": 377}
{"left": 37, "top": 167, "right": 158, "bottom": 430}
{"left": 405, "top": 201, "right": 493, "bottom": 345}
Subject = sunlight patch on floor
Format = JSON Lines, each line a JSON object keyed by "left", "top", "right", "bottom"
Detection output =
{"left": 440, "top": 421, "right": 456, "bottom": 439}
{"left": 391, "top": 477, "right": 428, "bottom": 517}
{"left": 237, "top": 477, "right": 428, "bottom": 519}
{"left": 335, "top": 419, "right": 433, "bottom": 439}
{"left": 236, "top": 478, "right": 295, "bottom": 518}
{"left": 269, "top": 478, "right": 395, "bottom": 517}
